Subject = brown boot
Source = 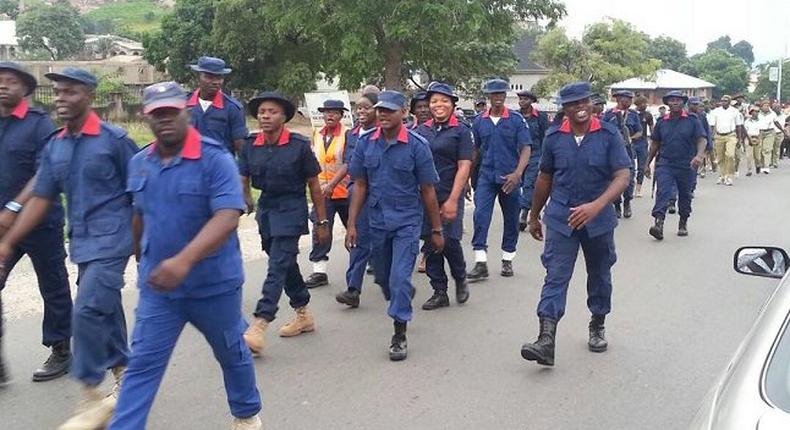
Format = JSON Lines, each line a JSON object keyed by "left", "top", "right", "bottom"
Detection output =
{"left": 58, "top": 385, "right": 115, "bottom": 430}
{"left": 102, "top": 365, "right": 126, "bottom": 409}
{"left": 278, "top": 306, "right": 315, "bottom": 337}
{"left": 243, "top": 318, "right": 270, "bottom": 355}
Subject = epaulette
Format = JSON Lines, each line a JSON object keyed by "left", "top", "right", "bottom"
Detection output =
{"left": 47, "top": 127, "right": 65, "bottom": 140}
{"left": 101, "top": 122, "right": 130, "bottom": 139}
{"left": 407, "top": 128, "right": 430, "bottom": 146}
{"left": 598, "top": 119, "right": 622, "bottom": 135}
{"left": 223, "top": 93, "right": 244, "bottom": 110}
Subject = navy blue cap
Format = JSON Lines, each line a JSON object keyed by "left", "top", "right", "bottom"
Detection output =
{"left": 317, "top": 99, "right": 348, "bottom": 112}
{"left": 190, "top": 56, "right": 232, "bottom": 75}
{"left": 688, "top": 96, "right": 702, "bottom": 105}
{"left": 45, "top": 67, "right": 97, "bottom": 89}
{"left": 427, "top": 82, "right": 459, "bottom": 103}
{"left": 662, "top": 90, "right": 689, "bottom": 105}
{"left": 474, "top": 98, "right": 487, "bottom": 106}
{"left": 590, "top": 93, "right": 605, "bottom": 105}
{"left": 516, "top": 89, "right": 538, "bottom": 101}
{"left": 557, "top": 81, "right": 593, "bottom": 106}
{"left": 143, "top": 81, "right": 187, "bottom": 114}
{"left": 482, "top": 78, "right": 509, "bottom": 94}
{"left": 376, "top": 90, "right": 407, "bottom": 111}
{"left": 0, "top": 61, "right": 36, "bottom": 95}
{"left": 409, "top": 91, "right": 428, "bottom": 113}
{"left": 612, "top": 89, "right": 635, "bottom": 98}
{"left": 247, "top": 91, "right": 296, "bottom": 122}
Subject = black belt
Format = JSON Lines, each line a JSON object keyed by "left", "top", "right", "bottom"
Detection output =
{"left": 716, "top": 131, "right": 733, "bottom": 135}
{"left": 761, "top": 129, "right": 775, "bottom": 132}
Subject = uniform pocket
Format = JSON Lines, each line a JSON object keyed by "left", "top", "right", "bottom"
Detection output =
{"left": 88, "top": 217, "right": 122, "bottom": 236}
{"left": 85, "top": 161, "right": 114, "bottom": 180}
{"left": 177, "top": 180, "right": 209, "bottom": 208}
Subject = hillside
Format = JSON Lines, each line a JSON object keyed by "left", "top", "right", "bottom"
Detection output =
{"left": 81, "top": 0, "right": 169, "bottom": 35}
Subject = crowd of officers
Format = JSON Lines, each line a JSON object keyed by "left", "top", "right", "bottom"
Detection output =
{"left": 0, "top": 55, "right": 787, "bottom": 429}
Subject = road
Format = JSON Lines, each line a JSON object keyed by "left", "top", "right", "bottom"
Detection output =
{"left": 2, "top": 164, "right": 790, "bottom": 430}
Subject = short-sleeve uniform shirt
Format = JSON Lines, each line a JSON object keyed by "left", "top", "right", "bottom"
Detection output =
{"left": 187, "top": 90, "right": 248, "bottom": 155}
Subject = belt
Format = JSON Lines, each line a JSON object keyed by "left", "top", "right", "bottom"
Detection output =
{"left": 716, "top": 131, "right": 733, "bottom": 135}
{"left": 761, "top": 129, "right": 774, "bottom": 132}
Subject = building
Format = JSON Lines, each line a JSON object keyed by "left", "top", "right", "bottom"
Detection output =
{"left": 609, "top": 69, "right": 715, "bottom": 105}
{"left": 20, "top": 56, "right": 165, "bottom": 86}
{"left": 83, "top": 35, "right": 145, "bottom": 59}
{"left": 0, "top": 20, "right": 18, "bottom": 60}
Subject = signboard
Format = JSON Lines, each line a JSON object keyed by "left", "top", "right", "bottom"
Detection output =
{"left": 304, "top": 91, "right": 354, "bottom": 129}
{"left": 769, "top": 67, "right": 780, "bottom": 82}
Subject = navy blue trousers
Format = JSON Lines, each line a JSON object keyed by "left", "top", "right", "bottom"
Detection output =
{"left": 346, "top": 193, "right": 372, "bottom": 293}
{"left": 254, "top": 235, "right": 310, "bottom": 321}
{"left": 370, "top": 225, "right": 420, "bottom": 322}
{"left": 633, "top": 141, "right": 648, "bottom": 185}
{"left": 518, "top": 155, "right": 541, "bottom": 210}
{"left": 614, "top": 144, "right": 635, "bottom": 205}
{"left": 309, "top": 198, "right": 349, "bottom": 263}
{"left": 472, "top": 172, "right": 520, "bottom": 253}
{"left": 654, "top": 166, "right": 695, "bottom": 219}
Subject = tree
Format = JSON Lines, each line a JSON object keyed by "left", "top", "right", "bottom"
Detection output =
{"left": 0, "top": 0, "right": 19, "bottom": 19}
{"left": 707, "top": 35, "right": 731, "bottom": 53}
{"left": 682, "top": 49, "right": 748, "bottom": 98}
{"left": 16, "top": 2, "right": 85, "bottom": 61}
{"left": 730, "top": 40, "right": 754, "bottom": 66}
{"left": 645, "top": 36, "right": 687, "bottom": 71}
{"left": 752, "top": 61, "right": 790, "bottom": 103}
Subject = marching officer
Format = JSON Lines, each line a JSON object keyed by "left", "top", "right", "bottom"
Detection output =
{"left": 602, "top": 90, "right": 641, "bottom": 218}
{"left": 516, "top": 89, "right": 549, "bottom": 232}
{"left": 473, "top": 98, "right": 487, "bottom": 116}
{"left": 521, "top": 82, "right": 630, "bottom": 367}
{"left": 109, "top": 82, "right": 262, "bottom": 430}
{"left": 0, "top": 68, "right": 138, "bottom": 429}
{"left": 633, "top": 95, "right": 654, "bottom": 197}
{"left": 468, "top": 79, "right": 532, "bottom": 281}
{"left": 304, "top": 100, "right": 351, "bottom": 289}
{"left": 336, "top": 92, "right": 379, "bottom": 308}
{"left": 346, "top": 90, "right": 443, "bottom": 361}
{"left": 241, "top": 91, "right": 329, "bottom": 356}
{"left": 186, "top": 56, "right": 248, "bottom": 154}
{"left": 415, "top": 82, "right": 473, "bottom": 311}
{"left": 409, "top": 91, "right": 431, "bottom": 129}
{"left": 708, "top": 95, "right": 742, "bottom": 186}
{"left": 0, "top": 62, "right": 72, "bottom": 383}
{"left": 645, "top": 91, "right": 707, "bottom": 240}
{"left": 591, "top": 94, "right": 606, "bottom": 118}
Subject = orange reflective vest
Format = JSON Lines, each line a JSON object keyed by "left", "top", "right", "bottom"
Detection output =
{"left": 312, "top": 125, "right": 350, "bottom": 199}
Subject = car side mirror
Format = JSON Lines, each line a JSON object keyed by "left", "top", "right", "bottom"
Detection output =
{"left": 734, "top": 247, "right": 789, "bottom": 279}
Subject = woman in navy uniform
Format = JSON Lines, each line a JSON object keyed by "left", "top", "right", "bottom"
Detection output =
{"left": 415, "top": 82, "right": 473, "bottom": 310}
{"left": 521, "top": 82, "right": 631, "bottom": 367}
{"left": 241, "top": 92, "right": 329, "bottom": 355}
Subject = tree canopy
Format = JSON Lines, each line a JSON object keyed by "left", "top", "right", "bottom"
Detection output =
{"left": 680, "top": 49, "right": 748, "bottom": 98}
{"left": 645, "top": 36, "right": 688, "bottom": 71}
{"left": 16, "top": 1, "right": 85, "bottom": 61}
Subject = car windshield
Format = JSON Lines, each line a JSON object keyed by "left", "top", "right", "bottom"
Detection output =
{"left": 765, "top": 313, "right": 790, "bottom": 412}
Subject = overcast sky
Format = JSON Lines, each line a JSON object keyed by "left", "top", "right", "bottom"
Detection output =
{"left": 558, "top": 0, "right": 790, "bottom": 64}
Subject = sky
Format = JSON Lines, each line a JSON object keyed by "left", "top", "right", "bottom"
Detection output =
{"left": 558, "top": 0, "right": 790, "bottom": 64}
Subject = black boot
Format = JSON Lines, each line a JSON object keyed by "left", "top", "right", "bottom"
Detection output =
{"left": 649, "top": 217, "right": 664, "bottom": 240}
{"left": 389, "top": 321, "right": 408, "bottom": 361}
{"left": 466, "top": 262, "right": 489, "bottom": 282}
{"left": 614, "top": 203, "right": 622, "bottom": 219}
{"left": 518, "top": 208, "right": 529, "bottom": 232}
{"left": 422, "top": 291, "right": 450, "bottom": 310}
{"left": 500, "top": 260, "right": 514, "bottom": 277}
{"left": 335, "top": 289, "right": 360, "bottom": 308}
{"left": 668, "top": 200, "right": 677, "bottom": 214}
{"left": 32, "top": 339, "right": 71, "bottom": 382}
{"left": 305, "top": 272, "right": 328, "bottom": 289}
{"left": 623, "top": 200, "right": 632, "bottom": 218}
{"left": 455, "top": 278, "right": 469, "bottom": 304}
{"left": 520, "top": 318, "right": 557, "bottom": 366}
{"left": 678, "top": 217, "right": 689, "bottom": 237}
{"left": 366, "top": 262, "right": 374, "bottom": 275}
{"left": 0, "top": 347, "right": 8, "bottom": 387}
{"left": 588, "top": 315, "right": 608, "bottom": 353}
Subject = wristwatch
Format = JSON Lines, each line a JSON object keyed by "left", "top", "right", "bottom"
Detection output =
{"left": 4, "top": 201, "right": 22, "bottom": 213}
{"left": 317, "top": 219, "right": 330, "bottom": 227}
{"left": 431, "top": 228, "right": 443, "bottom": 236}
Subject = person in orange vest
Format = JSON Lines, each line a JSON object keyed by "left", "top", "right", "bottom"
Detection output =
{"left": 305, "top": 100, "right": 352, "bottom": 288}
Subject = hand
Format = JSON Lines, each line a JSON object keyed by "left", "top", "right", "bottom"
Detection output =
{"left": 147, "top": 256, "right": 192, "bottom": 292}
{"left": 690, "top": 155, "right": 705, "bottom": 169}
{"left": 644, "top": 165, "right": 652, "bottom": 179}
{"left": 244, "top": 194, "right": 255, "bottom": 215}
{"left": 440, "top": 199, "right": 458, "bottom": 222}
{"left": 321, "top": 184, "right": 335, "bottom": 200}
{"left": 0, "top": 209, "right": 16, "bottom": 239}
{"left": 430, "top": 232, "right": 445, "bottom": 254}
{"left": 500, "top": 172, "right": 521, "bottom": 194}
{"left": 528, "top": 217, "right": 544, "bottom": 241}
{"left": 464, "top": 184, "right": 472, "bottom": 202}
{"left": 345, "top": 226, "right": 357, "bottom": 250}
{"left": 568, "top": 202, "right": 603, "bottom": 230}
{"left": 316, "top": 223, "right": 330, "bottom": 245}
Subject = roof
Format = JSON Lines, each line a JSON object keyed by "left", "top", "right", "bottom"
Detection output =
{"left": 610, "top": 69, "right": 715, "bottom": 90}
{"left": 0, "top": 20, "right": 17, "bottom": 46}
{"left": 513, "top": 33, "right": 547, "bottom": 72}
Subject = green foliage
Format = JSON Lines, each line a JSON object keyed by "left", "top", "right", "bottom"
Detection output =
{"left": 752, "top": 61, "right": 790, "bottom": 102}
{"left": 645, "top": 36, "right": 687, "bottom": 71}
{"left": 707, "top": 35, "right": 731, "bottom": 52}
{"left": 731, "top": 40, "right": 754, "bottom": 66}
{"left": 0, "top": 0, "right": 19, "bottom": 19}
{"left": 83, "top": 0, "right": 166, "bottom": 35}
{"left": 16, "top": 1, "right": 85, "bottom": 60}
{"left": 681, "top": 49, "right": 748, "bottom": 98}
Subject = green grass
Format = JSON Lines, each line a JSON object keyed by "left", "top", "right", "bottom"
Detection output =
{"left": 121, "top": 121, "right": 155, "bottom": 146}
{"left": 84, "top": 0, "right": 167, "bottom": 34}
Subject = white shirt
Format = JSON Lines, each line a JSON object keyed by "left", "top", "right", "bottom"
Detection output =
{"left": 198, "top": 98, "right": 213, "bottom": 112}
{"left": 708, "top": 106, "right": 743, "bottom": 134}
{"left": 490, "top": 116, "right": 501, "bottom": 125}
{"left": 757, "top": 111, "right": 778, "bottom": 130}
{"left": 743, "top": 118, "right": 761, "bottom": 137}
{"left": 775, "top": 113, "right": 787, "bottom": 133}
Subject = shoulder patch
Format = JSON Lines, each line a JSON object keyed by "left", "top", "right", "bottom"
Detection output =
{"left": 407, "top": 129, "right": 430, "bottom": 146}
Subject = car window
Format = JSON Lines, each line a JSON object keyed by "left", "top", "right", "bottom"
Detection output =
{"left": 765, "top": 313, "right": 790, "bottom": 412}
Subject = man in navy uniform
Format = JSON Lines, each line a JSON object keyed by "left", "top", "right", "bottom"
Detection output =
{"left": 0, "top": 68, "right": 138, "bottom": 429}
{"left": 0, "top": 62, "right": 72, "bottom": 384}
{"left": 346, "top": 90, "right": 443, "bottom": 361}
{"left": 602, "top": 90, "right": 641, "bottom": 218}
{"left": 516, "top": 89, "right": 548, "bottom": 232}
{"left": 186, "top": 56, "right": 247, "bottom": 155}
{"left": 521, "top": 82, "right": 631, "bottom": 367}
{"left": 468, "top": 79, "right": 532, "bottom": 281}
{"left": 644, "top": 90, "right": 707, "bottom": 240}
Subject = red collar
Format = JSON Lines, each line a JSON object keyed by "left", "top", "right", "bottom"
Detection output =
{"left": 482, "top": 107, "right": 510, "bottom": 119}
{"left": 371, "top": 125, "right": 409, "bottom": 143}
{"left": 147, "top": 127, "right": 203, "bottom": 159}
{"left": 425, "top": 114, "right": 459, "bottom": 128}
{"left": 10, "top": 98, "right": 29, "bottom": 119}
{"left": 558, "top": 117, "right": 602, "bottom": 134}
{"left": 521, "top": 106, "right": 539, "bottom": 118}
{"left": 320, "top": 124, "right": 342, "bottom": 137}
{"left": 662, "top": 110, "right": 689, "bottom": 120}
{"left": 58, "top": 111, "right": 101, "bottom": 137}
{"left": 253, "top": 128, "right": 291, "bottom": 146}
{"left": 187, "top": 89, "right": 224, "bottom": 109}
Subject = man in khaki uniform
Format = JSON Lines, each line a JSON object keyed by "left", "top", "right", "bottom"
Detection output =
{"left": 708, "top": 95, "right": 743, "bottom": 186}
{"left": 772, "top": 102, "right": 787, "bottom": 167}
{"left": 757, "top": 101, "right": 778, "bottom": 173}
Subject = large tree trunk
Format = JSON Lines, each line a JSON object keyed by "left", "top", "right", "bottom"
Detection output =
{"left": 383, "top": 41, "right": 403, "bottom": 91}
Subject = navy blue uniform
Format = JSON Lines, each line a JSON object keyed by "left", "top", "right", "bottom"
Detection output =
{"left": 519, "top": 108, "right": 549, "bottom": 210}
{"left": 537, "top": 117, "right": 631, "bottom": 321}
{"left": 349, "top": 126, "right": 438, "bottom": 322}
{"left": 238, "top": 129, "right": 320, "bottom": 321}
{"left": 344, "top": 126, "right": 376, "bottom": 293}
{"left": 471, "top": 108, "right": 532, "bottom": 255}
{"left": 602, "top": 108, "right": 641, "bottom": 205}
{"left": 0, "top": 99, "right": 71, "bottom": 349}
{"left": 633, "top": 110, "right": 654, "bottom": 186}
{"left": 416, "top": 115, "right": 473, "bottom": 292}
{"left": 110, "top": 128, "right": 260, "bottom": 429}
{"left": 651, "top": 111, "right": 706, "bottom": 219}
{"left": 187, "top": 90, "right": 248, "bottom": 155}
{"left": 33, "top": 111, "right": 138, "bottom": 386}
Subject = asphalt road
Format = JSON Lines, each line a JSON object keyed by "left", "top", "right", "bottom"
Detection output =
{"left": 2, "top": 163, "right": 790, "bottom": 430}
